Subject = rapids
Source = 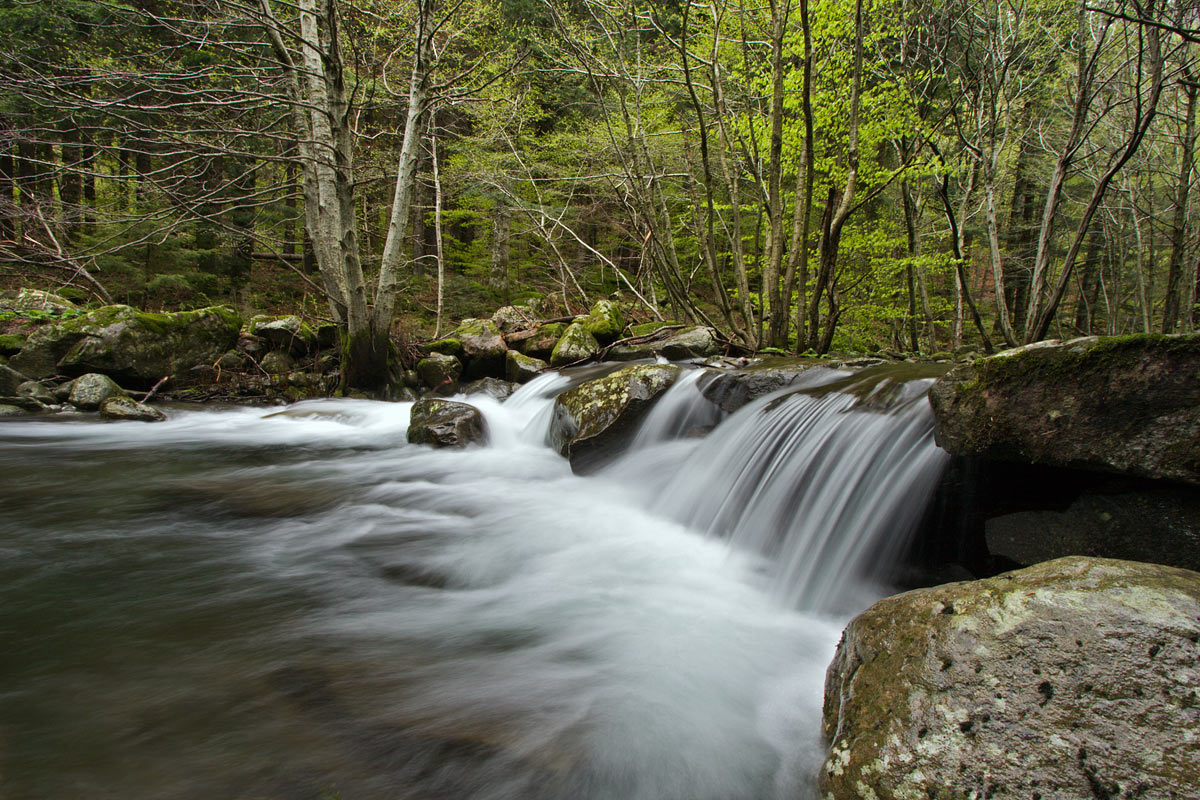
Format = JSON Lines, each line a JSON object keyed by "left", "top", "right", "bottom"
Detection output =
{"left": 0, "top": 364, "right": 946, "bottom": 799}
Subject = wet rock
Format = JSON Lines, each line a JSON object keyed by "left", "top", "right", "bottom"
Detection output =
{"left": 515, "top": 322, "right": 567, "bottom": 359}
{"left": 416, "top": 353, "right": 462, "bottom": 395}
{"left": 0, "top": 403, "right": 26, "bottom": 417}
{"left": 454, "top": 318, "right": 507, "bottom": 379}
{"left": 549, "top": 322, "right": 600, "bottom": 367}
{"left": 506, "top": 350, "right": 546, "bottom": 383}
{"left": 820, "top": 556, "right": 1200, "bottom": 800}
{"left": 249, "top": 315, "right": 317, "bottom": 356}
{"left": 581, "top": 299, "right": 625, "bottom": 342}
{"left": 699, "top": 357, "right": 828, "bottom": 414}
{"left": 11, "top": 304, "right": 242, "bottom": 387}
{"left": 548, "top": 363, "right": 680, "bottom": 472}
{"left": 461, "top": 377, "right": 519, "bottom": 402}
{"left": 407, "top": 398, "right": 488, "bottom": 448}
{"left": 929, "top": 334, "right": 1200, "bottom": 485}
{"left": 607, "top": 343, "right": 657, "bottom": 361}
{"left": 69, "top": 373, "right": 127, "bottom": 410}
{"left": 99, "top": 395, "right": 166, "bottom": 422}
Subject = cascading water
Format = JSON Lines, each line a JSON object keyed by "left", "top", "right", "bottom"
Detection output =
{"left": 0, "top": 362, "right": 947, "bottom": 800}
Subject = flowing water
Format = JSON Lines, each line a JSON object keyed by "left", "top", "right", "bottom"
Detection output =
{"left": 0, "top": 364, "right": 947, "bottom": 800}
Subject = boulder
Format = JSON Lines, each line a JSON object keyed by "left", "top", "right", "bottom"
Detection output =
{"left": 820, "top": 556, "right": 1200, "bottom": 800}
{"left": 259, "top": 350, "right": 294, "bottom": 376}
{"left": 516, "top": 322, "right": 568, "bottom": 359}
{"left": 407, "top": 399, "right": 488, "bottom": 448}
{"left": 0, "top": 333, "right": 26, "bottom": 356}
{"left": 548, "top": 363, "right": 680, "bottom": 472}
{"left": 492, "top": 305, "right": 535, "bottom": 334}
{"left": 249, "top": 315, "right": 316, "bottom": 356}
{"left": 10, "top": 304, "right": 242, "bottom": 387}
{"left": 581, "top": 299, "right": 625, "bottom": 342}
{"left": 461, "top": 377, "right": 519, "bottom": 402}
{"left": 929, "top": 334, "right": 1200, "bottom": 485}
{"left": 0, "top": 364, "right": 29, "bottom": 396}
{"left": 549, "top": 322, "right": 600, "bottom": 367}
{"left": 453, "top": 318, "right": 507, "bottom": 379}
{"left": 629, "top": 321, "right": 680, "bottom": 337}
{"left": 699, "top": 357, "right": 827, "bottom": 414}
{"left": 11, "top": 288, "right": 76, "bottom": 312}
{"left": 16, "top": 381, "right": 55, "bottom": 407}
{"left": 69, "top": 373, "right": 127, "bottom": 410}
{"left": 99, "top": 395, "right": 167, "bottom": 422}
{"left": 426, "top": 337, "right": 464, "bottom": 357}
{"left": 0, "top": 404, "right": 26, "bottom": 417}
{"left": 506, "top": 350, "right": 547, "bottom": 383}
{"left": 659, "top": 326, "right": 721, "bottom": 360}
{"left": 415, "top": 352, "right": 462, "bottom": 394}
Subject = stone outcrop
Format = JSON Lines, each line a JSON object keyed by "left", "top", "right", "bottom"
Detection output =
{"left": 407, "top": 398, "right": 488, "bottom": 448}
{"left": 820, "top": 556, "right": 1200, "bottom": 800}
{"left": 11, "top": 304, "right": 242, "bottom": 387}
{"left": 548, "top": 363, "right": 679, "bottom": 472}
{"left": 929, "top": 334, "right": 1200, "bottom": 485}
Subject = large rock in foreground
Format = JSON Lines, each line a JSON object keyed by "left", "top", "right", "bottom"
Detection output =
{"left": 929, "top": 334, "right": 1200, "bottom": 485}
{"left": 549, "top": 363, "right": 679, "bottom": 472}
{"left": 820, "top": 556, "right": 1200, "bottom": 800}
{"left": 11, "top": 304, "right": 242, "bottom": 386}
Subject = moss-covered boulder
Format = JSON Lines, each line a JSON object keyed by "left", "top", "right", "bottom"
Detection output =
{"left": 820, "top": 556, "right": 1200, "bottom": 800}
{"left": 929, "top": 334, "right": 1200, "bottom": 485}
{"left": 407, "top": 398, "right": 488, "bottom": 448}
{"left": 426, "top": 337, "right": 464, "bottom": 357}
{"left": 0, "top": 333, "right": 26, "bottom": 357}
{"left": 11, "top": 288, "right": 76, "bottom": 312}
{"left": 506, "top": 350, "right": 547, "bottom": 384}
{"left": 99, "top": 395, "right": 166, "bottom": 422}
{"left": 259, "top": 350, "right": 295, "bottom": 376}
{"left": 492, "top": 305, "right": 535, "bottom": 334}
{"left": 515, "top": 322, "right": 568, "bottom": 359}
{"left": 549, "top": 322, "right": 600, "bottom": 367}
{"left": 10, "top": 304, "right": 242, "bottom": 387}
{"left": 453, "top": 318, "right": 508, "bottom": 379}
{"left": 249, "top": 315, "right": 317, "bottom": 356}
{"left": 69, "top": 373, "right": 127, "bottom": 410}
{"left": 581, "top": 299, "right": 625, "bottom": 342}
{"left": 548, "top": 363, "right": 680, "bottom": 472}
{"left": 416, "top": 352, "right": 462, "bottom": 394}
{"left": 629, "top": 320, "right": 681, "bottom": 337}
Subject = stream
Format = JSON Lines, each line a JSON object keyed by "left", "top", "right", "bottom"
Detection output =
{"left": 0, "top": 364, "right": 946, "bottom": 800}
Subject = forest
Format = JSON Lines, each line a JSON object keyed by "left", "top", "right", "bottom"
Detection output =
{"left": 1, "top": 0, "right": 1198, "bottom": 387}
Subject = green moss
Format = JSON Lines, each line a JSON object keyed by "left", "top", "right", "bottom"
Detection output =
{"left": 630, "top": 321, "right": 680, "bottom": 337}
{"left": 427, "top": 337, "right": 464, "bottom": 356}
{"left": 0, "top": 333, "right": 26, "bottom": 355}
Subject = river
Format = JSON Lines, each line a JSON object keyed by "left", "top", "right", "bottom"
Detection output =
{"left": 0, "top": 365, "right": 946, "bottom": 799}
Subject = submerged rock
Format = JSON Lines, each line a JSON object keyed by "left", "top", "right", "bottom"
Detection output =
{"left": 407, "top": 399, "right": 488, "bottom": 448}
{"left": 820, "top": 556, "right": 1200, "bottom": 800}
{"left": 68, "top": 373, "right": 127, "bottom": 411}
{"left": 929, "top": 334, "right": 1200, "bottom": 485}
{"left": 549, "top": 363, "right": 679, "bottom": 472}
{"left": 99, "top": 395, "right": 166, "bottom": 422}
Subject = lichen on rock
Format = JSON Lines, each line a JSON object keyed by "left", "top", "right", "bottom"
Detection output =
{"left": 819, "top": 556, "right": 1200, "bottom": 800}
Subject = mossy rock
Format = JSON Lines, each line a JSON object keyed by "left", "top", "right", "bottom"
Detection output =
{"left": 249, "top": 315, "right": 317, "bottom": 356}
{"left": 548, "top": 363, "right": 680, "bottom": 472}
{"left": 407, "top": 398, "right": 488, "bottom": 448}
{"left": 259, "top": 350, "right": 295, "bottom": 375}
{"left": 549, "top": 322, "right": 600, "bottom": 367}
{"left": 820, "top": 556, "right": 1200, "bottom": 800}
{"left": 416, "top": 352, "right": 462, "bottom": 394}
{"left": 581, "top": 299, "right": 626, "bottom": 342}
{"left": 426, "top": 337, "right": 464, "bottom": 357}
{"left": 629, "top": 321, "right": 681, "bottom": 337}
{"left": 69, "top": 373, "right": 127, "bottom": 410}
{"left": 0, "top": 334, "right": 26, "bottom": 357}
{"left": 12, "top": 289, "right": 77, "bottom": 312}
{"left": 99, "top": 395, "right": 166, "bottom": 422}
{"left": 453, "top": 318, "right": 507, "bottom": 379}
{"left": 517, "top": 322, "right": 568, "bottom": 359}
{"left": 10, "top": 304, "right": 242, "bottom": 388}
{"left": 929, "top": 334, "right": 1200, "bottom": 485}
{"left": 659, "top": 326, "right": 721, "bottom": 360}
{"left": 506, "top": 350, "right": 547, "bottom": 383}
{"left": 0, "top": 404, "right": 27, "bottom": 417}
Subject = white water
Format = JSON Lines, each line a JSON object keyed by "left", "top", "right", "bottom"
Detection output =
{"left": 0, "top": 366, "right": 946, "bottom": 799}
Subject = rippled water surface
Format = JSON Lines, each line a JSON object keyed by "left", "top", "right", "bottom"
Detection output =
{"left": 0, "top": 369, "right": 944, "bottom": 799}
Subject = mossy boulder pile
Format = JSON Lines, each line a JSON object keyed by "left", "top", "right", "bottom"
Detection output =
{"left": 929, "top": 334, "right": 1200, "bottom": 485}
{"left": 820, "top": 556, "right": 1200, "bottom": 799}
{"left": 10, "top": 304, "right": 242, "bottom": 387}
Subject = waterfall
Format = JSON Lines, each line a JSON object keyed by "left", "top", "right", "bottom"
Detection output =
{"left": 0, "top": 362, "right": 947, "bottom": 800}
